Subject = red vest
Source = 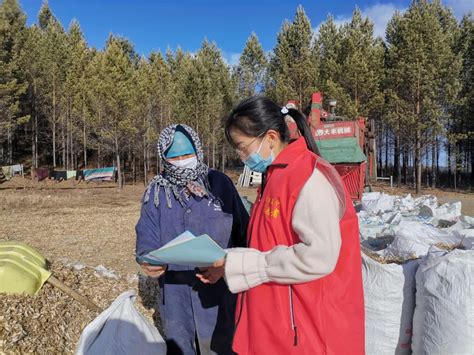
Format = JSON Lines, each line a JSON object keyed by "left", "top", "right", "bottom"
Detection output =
{"left": 233, "top": 138, "right": 365, "bottom": 355}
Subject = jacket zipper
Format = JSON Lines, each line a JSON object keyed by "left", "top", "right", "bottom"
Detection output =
{"left": 259, "top": 172, "right": 267, "bottom": 202}
{"left": 289, "top": 286, "right": 298, "bottom": 346}
{"left": 259, "top": 164, "right": 288, "bottom": 202}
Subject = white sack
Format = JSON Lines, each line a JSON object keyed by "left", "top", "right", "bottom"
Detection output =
{"left": 362, "top": 254, "right": 419, "bottom": 355}
{"left": 412, "top": 249, "right": 474, "bottom": 355}
{"left": 378, "top": 221, "right": 462, "bottom": 259}
{"left": 76, "top": 290, "right": 166, "bottom": 355}
{"left": 362, "top": 192, "right": 395, "bottom": 214}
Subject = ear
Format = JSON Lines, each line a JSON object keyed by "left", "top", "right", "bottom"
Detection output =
{"left": 266, "top": 129, "right": 280, "bottom": 148}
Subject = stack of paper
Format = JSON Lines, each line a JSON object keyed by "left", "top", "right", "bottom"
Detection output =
{"left": 137, "top": 231, "right": 226, "bottom": 267}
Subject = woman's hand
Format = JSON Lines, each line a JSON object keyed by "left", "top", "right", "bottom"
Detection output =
{"left": 140, "top": 263, "right": 167, "bottom": 278}
{"left": 196, "top": 258, "right": 226, "bottom": 284}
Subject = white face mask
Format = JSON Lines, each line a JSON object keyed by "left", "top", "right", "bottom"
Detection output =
{"left": 170, "top": 156, "right": 198, "bottom": 169}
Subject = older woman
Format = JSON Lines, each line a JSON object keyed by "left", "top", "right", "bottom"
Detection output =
{"left": 136, "top": 124, "right": 248, "bottom": 355}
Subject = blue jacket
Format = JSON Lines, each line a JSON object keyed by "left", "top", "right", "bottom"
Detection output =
{"left": 135, "top": 169, "right": 248, "bottom": 354}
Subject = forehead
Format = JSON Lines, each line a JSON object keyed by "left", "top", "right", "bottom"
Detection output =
{"left": 229, "top": 128, "right": 256, "bottom": 146}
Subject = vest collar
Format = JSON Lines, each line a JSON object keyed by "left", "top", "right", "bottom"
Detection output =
{"left": 269, "top": 137, "right": 308, "bottom": 168}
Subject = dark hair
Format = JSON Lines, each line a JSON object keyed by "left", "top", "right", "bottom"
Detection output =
{"left": 225, "top": 95, "right": 320, "bottom": 155}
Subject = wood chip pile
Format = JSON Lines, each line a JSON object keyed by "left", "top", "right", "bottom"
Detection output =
{"left": 0, "top": 262, "right": 160, "bottom": 354}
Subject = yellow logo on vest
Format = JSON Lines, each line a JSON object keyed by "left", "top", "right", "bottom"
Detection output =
{"left": 264, "top": 197, "right": 281, "bottom": 219}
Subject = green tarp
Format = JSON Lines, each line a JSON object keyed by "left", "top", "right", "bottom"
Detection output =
{"left": 316, "top": 137, "right": 366, "bottom": 164}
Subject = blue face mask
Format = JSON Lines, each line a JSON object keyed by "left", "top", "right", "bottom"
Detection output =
{"left": 244, "top": 137, "right": 274, "bottom": 173}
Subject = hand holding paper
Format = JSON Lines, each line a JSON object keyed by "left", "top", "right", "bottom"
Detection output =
{"left": 196, "top": 258, "right": 226, "bottom": 284}
{"left": 141, "top": 263, "right": 167, "bottom": 278}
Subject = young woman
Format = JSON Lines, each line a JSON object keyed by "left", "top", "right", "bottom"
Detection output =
{"left": 136, "top": 124, "right": 249, "bottom": 355}
{"left": 197, "top": 97, "right": 365, "bottom": 354}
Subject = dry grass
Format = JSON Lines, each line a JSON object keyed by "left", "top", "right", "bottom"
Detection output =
{"left": 361, "top": 246, "right": 417, "bottom": 264}
{"left": 434, "top": 242, "right": 465, "bottom": 251}
{"left": 0, "top": 184, "right": 144, "bottom": 276}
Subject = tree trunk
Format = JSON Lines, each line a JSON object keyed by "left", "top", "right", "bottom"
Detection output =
{"left": 97, "top": 142, "right": 101, "bottom": 168}
{"left": 53, "top": 120, "right": 56, "bottom": 168}
{"left": 34, "top": 112, "right": 38, "bottom": 167}
{"left": 97, "top": 111, "right": 101, "bottom": 168}
{"left": 425, "top": 139, "right": 429, "bottom": 188}
{"left": 7, "top": 124, "right": 12, "bottom": 164}
{"left": 395, "top": 132, "right": 401, "bottom": 187}
{"left": 71, "top": 130, "right": 75, "bottom": 170}
{"left": 453, "top": 145, "right": 457, "bottom": 191}
{"left": 31, "top": 81, "right": 38, "bottom": 168}
{"left": 116, "top": 139, "right": 123, "bottom": 189}
{"left": 74, "top": 143, "right": 77, "bottom": 169}
{"left": 143, "top": 141, "right": 147, "bottom": 186}
{"left": 377, "top": 126, "right": 383, "bottom": 176}
{"left": 384, "top": 128, "right": 389, "bottom": 174}
{"left": 436, "top": 139, "right": 440, "bottom": 186}
{"left": 212, "top": 129, "right": 216, "bottom": 169}
{"left": 65, "top": 111, "right": 69, "bottom": 170}
{"left": 414, "top": 81, "right": 421, "bottom": 193}
{"left": 61, "top": 102, "right": 66, "bottom": 168}
{"left": 402, "top": 147, "right": 408, "bottom": 185}
{"left": 415, "top": 129, "right": 421, "bottom": 193}
{"left": 447, "top": 141, "right": 452, "bottom": 186}
{"left": 62, "top": 115, "right": 66, "bottom": 169}
{"left": 52, "top": 78, "right": 57, "bottom": 168}
{"left": 32, "top": 111, "right": 36, "bottom": 168}
{"left": 83, "top": 103, "right": 87, "bottom": 167}
{"left": 470, "top": 147, "right": 474, "bottom": 187}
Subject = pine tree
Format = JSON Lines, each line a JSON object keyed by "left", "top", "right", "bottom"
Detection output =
{"left": 196, "top": 40, "right": 234, "bottom": 167}
{"left": 316, "top": 15, "right": 350, "bottom": 114}
{"left": 450, "top": 14, "right": 473, "bottom": 186}
{"left": 237, "top": 32, "right": 267, "bottom": 98}
{"left": 385, "top": 0, "right": 461, "bottom": 193}
{"left": 0, "top": 0, "right": 28, "bottom": 164}
{"left": 338, "top": 8, "right": 384, "bottom": 117}
{"left": 317, "top": 15, "right": 342, "bottom": 87}
{"left": 94, "top": 35, "right": 135, "bottom": 188}
{"left": 65, "top": 20, "right": 91, "bottom": 169}
{"left": 19, "top": 25, "right": 44, "bottom": 167}
{"left": 385, "top": 10, "right": 412, "bottom": 185}
{"left": 38, "top": 8, "right": 67, "bottom": 167}
{"left": 316, "top": 10, "right": 384, "bottom": 118}
{"left": 267, "top": 6, "right": 318, "bottom": 104}
{"left": 38, "top": 0, "right": 53, "bottom": 30}
{"left": 167, "top": 47, "right": 194, "bottom": 128}
{"left": 147, "top": 51, "right": 172, "bottom": 175}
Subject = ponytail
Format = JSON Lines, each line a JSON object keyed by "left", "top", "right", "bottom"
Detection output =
{"left": 286, "top": 108, "right": 321, "bottom": 156}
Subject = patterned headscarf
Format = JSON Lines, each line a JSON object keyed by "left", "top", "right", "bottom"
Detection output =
{"left": 143, "top": 124, "right": 213, "bottom": 208}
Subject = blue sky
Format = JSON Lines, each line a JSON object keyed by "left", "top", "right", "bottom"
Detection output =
{"left": 20, "top": 0, "right": 473, "bottom": 64}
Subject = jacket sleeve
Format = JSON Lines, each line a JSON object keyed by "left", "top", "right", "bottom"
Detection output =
{"left": 224, "top": 168, "right": 342, "bottom": 293}
{"left": 135, "top": 185, "right": 162, "bottom": 263}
